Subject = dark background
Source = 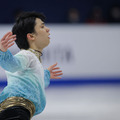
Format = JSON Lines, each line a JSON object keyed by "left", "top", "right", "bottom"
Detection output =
{"left": 0, "top": 0, "right": 120, "bottom": 24}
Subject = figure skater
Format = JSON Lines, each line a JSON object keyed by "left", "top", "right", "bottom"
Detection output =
{"left": 0, "top": 11, "right": 63, "bottom": 120}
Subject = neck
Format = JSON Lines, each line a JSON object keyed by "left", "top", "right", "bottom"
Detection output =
{"left": 30, "top": 44, "right": 43, "bottom": 53}
{"left": 34, "top": 49, "right": 43, "bottom": 56}
{"left": 28, "top": 48, "right": 43, "bottom": 62}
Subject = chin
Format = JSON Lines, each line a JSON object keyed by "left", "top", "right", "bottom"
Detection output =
{"left": 47, "top": 39, "right": 50, "bottom": 45}
{"left": 43, "top": 41, "right": 50, "bottom": 48}
{"left": 46, "top": 42, "right": 50, "bottom": 47}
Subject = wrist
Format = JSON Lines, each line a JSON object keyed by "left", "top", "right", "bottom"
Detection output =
{"left": 0, "top": 48, "right": 7, "bottom": 52}
{"left": 46, "top": 69, "right": 50, "bottom": 73}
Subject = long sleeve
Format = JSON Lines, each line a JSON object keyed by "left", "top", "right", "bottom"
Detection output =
{"left": 44, "top": 69, "right": 50, "bottom": 88}
{"left": 0, "top": 49, "right": 49, "bottom": 115}
{"left": 0, "top": 50, "right": 30, "bottom": 73}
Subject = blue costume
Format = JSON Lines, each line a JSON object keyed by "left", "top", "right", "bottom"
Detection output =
{"left": 0, "top": 49, "right": 50, "bottom": 115}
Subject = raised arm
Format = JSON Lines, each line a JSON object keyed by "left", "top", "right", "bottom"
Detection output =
{"left": 0, "top": 32, "right": 30, "bottom": 72}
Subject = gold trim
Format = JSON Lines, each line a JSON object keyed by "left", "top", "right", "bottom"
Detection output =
{"left": 0, "top": 97, "right": 35, "bottom": 118}
{"left": 28, "top": 48, "right": 42, "bottom": 62}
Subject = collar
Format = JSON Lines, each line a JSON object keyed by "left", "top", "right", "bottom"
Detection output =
{"left": 28, "top": 48, "right": 43, "bottom": 62}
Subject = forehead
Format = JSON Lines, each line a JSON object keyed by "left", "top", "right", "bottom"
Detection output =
{"left": 35, "top": 18, "right": 44, "bottom": 26}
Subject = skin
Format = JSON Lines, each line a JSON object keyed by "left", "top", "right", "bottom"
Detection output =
{"left": 27, "top": 18, "right": 50, "bottom": 52}
{"left": 0, "top": 18, "right": 63, "bottom": 79}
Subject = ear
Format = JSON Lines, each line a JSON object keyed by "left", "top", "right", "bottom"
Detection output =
{"left": 27, "top": 33, "right": 35, "bottom": 41}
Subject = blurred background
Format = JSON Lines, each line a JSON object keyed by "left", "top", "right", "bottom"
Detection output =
{"left": 0, "top": 0, "right": 120, "bottom": 120}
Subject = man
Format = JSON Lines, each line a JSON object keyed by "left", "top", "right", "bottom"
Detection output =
{"left": 0, "top": 12, "right": 63, "bottom": 120}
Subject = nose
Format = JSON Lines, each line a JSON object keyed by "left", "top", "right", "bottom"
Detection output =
{"left": 46, "top": 27, "right": 50, "bottom": 32}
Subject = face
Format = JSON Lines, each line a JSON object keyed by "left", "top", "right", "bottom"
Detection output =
{"left": 33, "top": 18, "right": 50, "bottom": 50}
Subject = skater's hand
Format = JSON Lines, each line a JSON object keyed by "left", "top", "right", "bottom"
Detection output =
{"left": 0, "top": 32, "right": 16, "bottom": 52}
{"left": 47, "top": 63, "right": 63, "bottom": 79}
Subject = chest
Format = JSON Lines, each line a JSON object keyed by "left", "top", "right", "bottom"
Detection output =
{"left": 32, "top": 59, "right": 44, "bottom": 86}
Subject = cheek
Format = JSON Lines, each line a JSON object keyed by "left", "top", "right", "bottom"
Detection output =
{"left": 36, "top": 32, "right": 43, "bottom": 39}
{"left": 36, "top": 29, "right": 47, "bottom": 40}
{"left": 38, "top": 31, "right": 46, "bottom": 38}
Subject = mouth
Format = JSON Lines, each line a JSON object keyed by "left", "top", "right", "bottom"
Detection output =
{"left": 48, "top": 33, "right": 50, "bottom": 39}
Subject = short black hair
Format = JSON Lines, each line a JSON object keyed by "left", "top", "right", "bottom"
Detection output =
{"left": 12, "top": 11, "right": 46, "bottom": 49}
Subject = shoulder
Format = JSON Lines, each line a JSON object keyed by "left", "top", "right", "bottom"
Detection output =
{"left": 14, "top": 50, "right": 37, "bottom": 63}
{"left": 15, "top": 50, "right": 41, "bottom": 65}
{"left": 15, "top": 50, "right": 35, "bottom": 58}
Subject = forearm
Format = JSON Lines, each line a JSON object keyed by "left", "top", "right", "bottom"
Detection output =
{"left": 44, "top": 69, "right": 50, "bottom": 88}
{"left": 0, "top": 50, "right": 24, "bottom": 72}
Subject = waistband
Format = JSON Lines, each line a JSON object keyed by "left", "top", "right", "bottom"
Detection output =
{"left": 0, "top": 97, "right": 35, "bottom": 118}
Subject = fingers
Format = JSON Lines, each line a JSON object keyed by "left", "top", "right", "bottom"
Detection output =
{"left": 52, "top": 67, "right": 60, "bottom": 70}
{"left": 7, "top": 37, "right": 16, "bottom": 44}
{"left": 48, "top": 63, "right": 63, "bottom": 79}
{"left": 53, "top": 73, "right": 63, "bottom": 76}
{"left": 1, "top": 34, "right": 16, "bottom": 43}
{"left": 0, "top": 32, "right": 16, "bottom": 52}
{"left": 50, "top": 63, "right": 57, "bottom": 69}
{"left": 6, "top": 38, "right": 16, "bottom": 48}
{"left": 7, "top": 34, "right": 16, "bottom": 41}
{"left": 1, "top": 35, "right": 16, "bottom": 51}
{"left": 47, "top": 63, "right": 58, "bottom": 71}
{"left": 1, "top": 37, "right": 16, "bottom": 49}
{"left": 51, "top": 65, "right": 63, "bottom": 75}
{"left": 1, "top": 32, "right": 12, "bottom": 41}
{"left": 7, "top": 43, "right": 15, "bottom": 49}
{"left": 1, "top": 33, "right": 16, "bottom": 45}
{"left": 51, "top": 70, "right": 63, "bottom": 80}
{"left": 52, "top": 70, "right": 62, "bottom": 74}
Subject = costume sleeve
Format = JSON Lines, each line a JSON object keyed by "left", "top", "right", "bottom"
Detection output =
{"left": 0, "top": 50, "right": 30, "bottom": 73}
{"left": 44, "top": 69, "right": 50, "bottom": 88}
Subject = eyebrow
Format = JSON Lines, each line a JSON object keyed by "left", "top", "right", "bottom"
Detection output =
{"left": 41, "top": 22, "right": 45, "bottom": 25}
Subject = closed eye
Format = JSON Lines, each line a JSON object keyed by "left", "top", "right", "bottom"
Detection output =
{"left": 41, "top": 25, "right": 44, "bottom": 28}
{"left": 41, "top": 23, "right": 45, "bottom": 28}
